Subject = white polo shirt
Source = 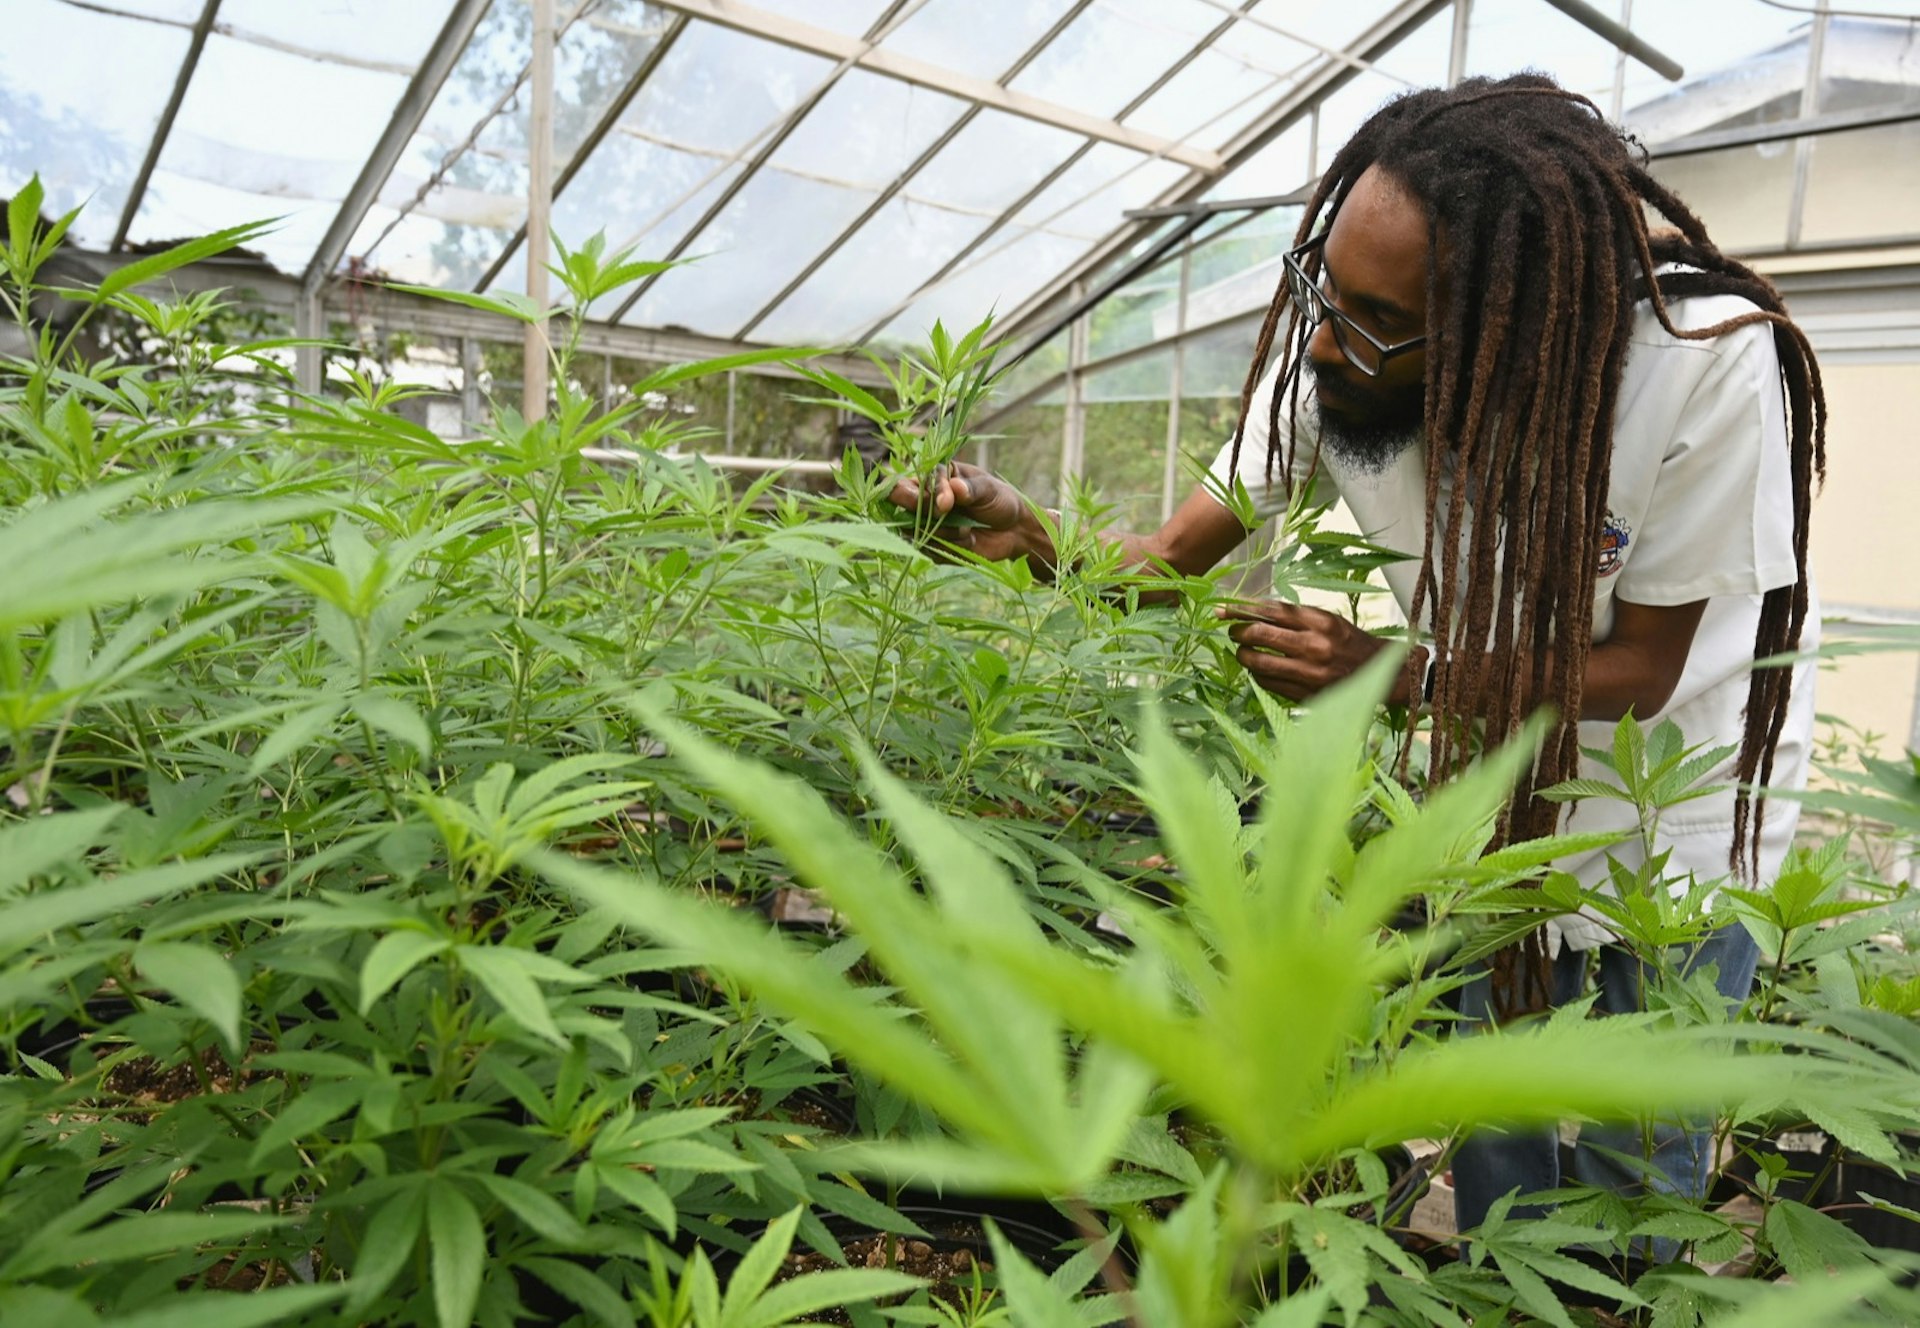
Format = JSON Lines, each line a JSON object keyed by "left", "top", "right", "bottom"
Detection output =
{"left": 1210, "top": 293, "right": 1819, "bottom": 949}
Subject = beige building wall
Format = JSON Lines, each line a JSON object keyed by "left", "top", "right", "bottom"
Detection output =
{"left": 1805, "top": 360, "right": 1920, "bottom": 760}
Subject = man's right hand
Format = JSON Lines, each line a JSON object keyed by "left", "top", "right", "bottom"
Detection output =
{"left": 888, "top": 462, "right": 1053, "bottom": 568}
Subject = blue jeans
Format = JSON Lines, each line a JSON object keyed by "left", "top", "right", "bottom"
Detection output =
{"left": 1451, "top": 926, "right": 1760, "bottom": 1257}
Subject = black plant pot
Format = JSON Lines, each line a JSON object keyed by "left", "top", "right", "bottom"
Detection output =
{"left": 1833, "top": 1136, "right": 1920, "bottom": 1254}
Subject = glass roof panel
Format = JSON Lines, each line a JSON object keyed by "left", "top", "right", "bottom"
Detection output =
{"left": 128, "top": 25, "right": 416, "bottom": 269}
{"left": 1123, "top": 47, "right": 1287, "bottom": 147}
{"left": 768, "top": 68, "right": 970, "bottom": 190}
{"left": 908, "top": 112, "right": 1085, "bottom": 213}
{"left": 556, "top": 137, "right": 738, "bottom": 262}
{"left": 616, "top": 20, "right": 835, "bottom": 155}
{"left": 356, "top": 206, "right": 526, "bottom": 288}
{"left": 574, "top": 164, "right": 747, "bottom": 319}
{"left": 1013, "top": 143, "right": 1187, "bottom": 240}
{"left": 881, "top": 0, "right": 1082, "bottom": 80}
{"left": 1311, "top": 5, "right": 1452, "bottom": 167}
{"left": 1313, "top": 71, "right": 1401, "bottom": 172}
{"left": 1214, "top": 6, "right": 1321, "bottom": 82}
{"left": 1370, "top": 3, "right": 1452, "bottom": 85}
{"left": 754, "top": 195, "right": 992, "bottom": 344}
{"left": 625, "top": 172, "right": 881, "bottom": 336}
{"left": 215, "top": 0, "right": 452, "bottom": 69}
{"left": 352, "top": 0, "right": 665, "bottom": 286}
{"left": 1009, "top": 0, "right": 1225, "bottom": 119}
{"left": 877, "top": 226, "right": 1088, "bottom": 346}
{"left": 347, "top": 0, "right": 528, "bottom": 281}
{"left": 1201, "top": 118, "right": 1312, "bottom": 201}
{"left": 91, "top": 0, "right": 203, "bottom": 19}
{"left": 1240, "top": 0, "right": 1403, "bottom": 58}
{"left": 0, "top": 0, "right": 192, "bottom": 249}
{"left": 1463, "top": 0, "right": 1623, "bottom": 107}
{"left": 485, "top": 148, "right": 751, "bottom": 315}
{"left": 1618, "top": 1, "right": 1808, "bottom": 124}
{"left": 746, "top": 0, "right": 898, "bottom": 38}
{"left": 609, "top": 66, "right": 969, "bottom": 336}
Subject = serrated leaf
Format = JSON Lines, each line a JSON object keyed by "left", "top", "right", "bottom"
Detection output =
{"left": 720, "top": 1207, "right": 802, "bottom": 1325}
{"left": 1763, "top": 1199, "right": 1875, "bottom": 1279}
{"left": 353, "top": 692, "right": 433, "bottom": 757}
{"left": 360, "top": 930, "right": 451, "bottom": 1013}
{"left": 134, "top": 941, "right": 243, "bottom": 1048}
{"left": 473, "top": 1173, "right": 587, "bottom": 1245}
{"left": 346, "top": 1185, "right": 426, "bottom": 1313}
{"left": 388, "top": 282, "right": 543, "bottom": 322}
{"left": 594, "top": 1163, "right": 678, "bottom": 1238}
{"left": 459, "top": 944, "right": 566, "bottom": 1045}
{"left": 3, "top": 1211, "right": 291, "bottom": 1280}
{"left": 92, "top": 218, "right": 279, "bottom": 305}
{"left": 0, "top": 806, "right": 124, "bottom": 892}
{"left": 104, "top": 1284, "right": 347, "bottom": 1328}
{"left": 0, "top": 852, "right": 258, "bottom": 961}
{"left": 521, "top": 1256, "right": 637, "bottom": 1328}
{"left": 743, "top": 1268, "right": 923, "bottom": 1328}
{"left": 250, "top": 1078, "right": 364, "bottom": 1164}
{"left": 427, "top": 1181, "right": 486, "bottom": 1328}
{"left": 247, "top": 699, "right": 345, "bottom": 774}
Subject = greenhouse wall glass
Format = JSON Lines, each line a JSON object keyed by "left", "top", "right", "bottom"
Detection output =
{"left": 4, "top": 1, "right": 1920, "bottom": 1324}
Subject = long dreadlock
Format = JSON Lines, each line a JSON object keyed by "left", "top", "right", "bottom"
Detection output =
{"left": 1228, "top": 75, "right": 1826, "bottom": 1018}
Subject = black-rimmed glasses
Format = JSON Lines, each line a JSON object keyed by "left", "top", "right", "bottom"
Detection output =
{"left": 1283, "top": 234, "right": 1427, "bottom": 377}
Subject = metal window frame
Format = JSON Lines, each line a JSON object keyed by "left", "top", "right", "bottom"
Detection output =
{"left": 987, "top": 0, "right": 1453, "bottom": 349}
{"left": 843, "top": 0, "right": 1278, "bottom": 349}
{"left": 473, "top": 11, "right": 692, "bottom": 295}
{"left": 294, "top": 0, "right": 496, "bottom": 393}
{"left": 727, "top": 0, "right": 1099, "bottom": 341}
{"left": 111, "top": 0, "right": 221, "bottom": 251}
{"left": 641, "top": 0, "right": 1222, "bottom": 168}
{"left": 602, "top": 0, "right": 929, "bottom": 327}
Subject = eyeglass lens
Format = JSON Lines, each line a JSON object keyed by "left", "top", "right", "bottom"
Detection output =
{"left": 1286, "top": 256, "right": 1383, "bottom": 376}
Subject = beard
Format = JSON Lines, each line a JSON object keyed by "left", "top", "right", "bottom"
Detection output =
{"left": 1310, "top": 365, "right": 1425, "bottom": 475}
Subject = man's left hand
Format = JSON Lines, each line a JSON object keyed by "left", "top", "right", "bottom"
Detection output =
{"left": 1217, "top": 601, "right": 1393, "bottom": 703}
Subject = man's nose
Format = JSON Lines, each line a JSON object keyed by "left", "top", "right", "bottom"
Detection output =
{"left": 1306, "top": 312, "right": 1343, "bottom": 368}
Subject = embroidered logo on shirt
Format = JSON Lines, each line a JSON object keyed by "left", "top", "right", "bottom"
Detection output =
{"left": 1597, "top": 511, "right": 1632, "bottom": 577}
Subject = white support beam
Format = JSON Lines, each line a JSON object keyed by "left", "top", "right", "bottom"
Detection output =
{"left": 474, "top": 13, "right": 690, "bottom": 294}
{"left": 993, "top": 0, "right": 1450, "bottom": 345}
{"left": 647, "top": 0, "right": 1221, "bottom": 172}
{"left": 293, "top": 284, "right": 322, "bottom": 396}
{"left": 299, "top": 0, "right": 494, "bottom": 296}
{"left": 1448, "top": 0, "right": 1472, "bottom": 87}
{"left": 524, "top": 0, "right": 555, "bottom": 422}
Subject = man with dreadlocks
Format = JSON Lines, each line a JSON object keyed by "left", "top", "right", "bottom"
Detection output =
{"left": 896, "top": 72, "right": 1823, "bottom": 1239}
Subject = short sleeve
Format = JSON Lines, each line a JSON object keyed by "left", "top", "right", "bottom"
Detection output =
{"left": 1205, "top": 361, "right": 1324, "bottom": 526}
{"left": 1613, "top": 320, "right": 1799, "bottom": 605}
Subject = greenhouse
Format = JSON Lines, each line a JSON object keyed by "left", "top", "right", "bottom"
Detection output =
{"left": 4, "top": 0, "right": 1920, "bottom": 1323}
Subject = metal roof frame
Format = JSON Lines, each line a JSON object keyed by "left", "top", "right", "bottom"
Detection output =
{"left": 988, "top": 0, "right": 1452, "bottom": 347}
{"left": 110, "top": 0, "right": 220, "bottom": 251}
{"left": 20, "top": 0, "right": 1920, "bottom": 387}
{"left": 726, "top": 0, "right": 1100, "bottom": 342}
{"left": 640, "top": 0, "right": 1223, "bottom": 170}
{"left": 473, "top": 11, "right": 692, "bottom": 294}
{"left": 842, "top": 0, "right": 1293, "bottom": 348}
{"left": 604, "top": 0, "right": 926, "bottom": 326}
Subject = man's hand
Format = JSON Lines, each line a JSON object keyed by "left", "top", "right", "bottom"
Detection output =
{"left": 1218, "top": 600, "right": 1398, "bottom": 703}
{"left": 888, "top": 461, "right": 1051, "bottom": 566}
